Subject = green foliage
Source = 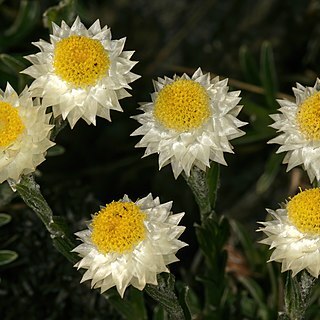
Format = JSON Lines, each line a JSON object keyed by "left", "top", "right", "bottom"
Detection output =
{"left": 0, "top": 0, "right": 40, "bottom": 51}
{"left": 195, "top": 216, "right": 230, "bottom": 319}
{"left": 0, "top": 212, "right": 11, "bottom": 227}
{"left": 145, "top": 273, "right": 189, "bottom": 320}
{"left": 260, "top": 41, "right": 278, "bottom": 110}
{"left": 0, "top": 213, "right": 18, "bottom": 266}
{"left": 0, "top": 249, "right": 18, "bottom": 266}
{"left": 43, "top": 0, "right": 77, "bottom": 29}
{"left": 104, "top": 288, "right": 148, "bottom": 320}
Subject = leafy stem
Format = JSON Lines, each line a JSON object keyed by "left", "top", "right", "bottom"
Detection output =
{"left": 15, "top": 174, "right": 77, "bottom": 264}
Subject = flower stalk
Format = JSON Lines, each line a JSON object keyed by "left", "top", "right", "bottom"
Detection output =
{"left": 145, "top": 273, "right": 187, "bottom": 320}
{"left": 183, "top": 165, "right": 219, "bottom": 222}
{"left": 15, "top": 174, "right": 77, "bottom": 263}
{"left": 282, "top": 271, "right": 317, "bottom": 320}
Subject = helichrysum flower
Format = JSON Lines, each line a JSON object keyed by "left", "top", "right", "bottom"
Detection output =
{"left": 22, "top": 17, "right": 140, "bottom": 128}
{"left": 269, "top": 79, "right": 320, "bottom": 182}
{"left": 0, "top": 83, "right": 54, "bottom": 183}
{"left": 73, "top": 194, "right": 187, "bottom": 297}
{"left": 131, "top": 68, "right": 246, "bottom": 179}
{"left": 258, "top": 188, "right": 320, "bottom": 277}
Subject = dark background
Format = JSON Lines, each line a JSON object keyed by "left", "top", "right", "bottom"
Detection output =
{"left": 0, "top": 0, "right": 319, "bottom": 319}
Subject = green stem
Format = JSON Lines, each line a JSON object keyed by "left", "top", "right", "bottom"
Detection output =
{"left": 183, "top": 165, "right": 216, "bottom": 221}
{"left": 15, "top": 174, "right": 77, "bottom": 263}
{"left": 145, "top": 273, "right": 186, "bottom": 320}
{"left": 283, "top": 271, "right": 317, "bottom": 320}
{"left": 50, "top": 114, "right": 67, "bottom": 141}
{"left": 184, "top": 164, "right": 229, "bottom": 317}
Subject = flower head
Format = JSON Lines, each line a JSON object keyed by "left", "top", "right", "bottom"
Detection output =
{"left": 269, "top": 79, "right": 320, "bottom": 182}
{"left": 73, "top": 194, "right": 187, "bottom": 297}
{"left": 22, "top": 17, "right": 140, "bottom": 128}
{"left": 131, "top": 68, "right": 246, "bottom": 178}
{"left": 258, "top": 188, "right": 320, "bottom": 277}
{"left": 0, "top": 83, "right": 54, "bottom": 183}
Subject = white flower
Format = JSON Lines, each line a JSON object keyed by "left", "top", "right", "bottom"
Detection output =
{"left": 22, "top": 17, "right": 140, "bottom": 128}
{"left": 258, "top": 188, "right": 320, "bottom": 277}
{"left": 0, "top": 83, "right": 54, "bottom": 183}
{"left": 131, "top": 68, "right": 246, "bottom": 179}
{"left": 73, "top": 194, "right": 187, "bottom": 298}
{"left": 269, "top": 79, "right": 320, "bottom": 182}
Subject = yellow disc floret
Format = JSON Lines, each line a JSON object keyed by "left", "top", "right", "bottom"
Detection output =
{"left": 296, "top": 91, "right": 320, "bottom": 140}
{"left": 0, "top": 101, "right": 25, "bottom": 147}
{"left": 91, "top": 201, "right": 146, "bottom": 254}
{"left": 154, "top": 79, "right": 211, "bottom": 132}
{"left": 53, "top": 35, "right": 110, "bottom": 87}
{"left": 287, "top": 188, "right": 320, "bottom": 235}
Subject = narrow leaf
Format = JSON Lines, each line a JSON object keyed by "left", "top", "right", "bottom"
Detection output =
{"left": 256, "top": 152, "right": 283, "bottom": 194}
{"left": 0, "top": 213, "right": 11, "bottom": 227}
{"left": 0, "top": 54, "right": 27, "bottom": 73}
{"left": 0, "top": 250, "right": 18, "bottom": 266}
{"left": 43, "top": 0, "right": 77, "bottom": 30}
{"left": 260, "top": 41, "right": 278, "bottom": 110}
{"left": 239, "top": 45, "right": 260, "bottom": 84}
{"left": 177, "top": 284, "right": 192, "bottom": 320}
{"left": 46, "top": 145, "right": 65, "bottom": 157}
{"left": 0, "top": 1, "right": 40, "bottom": 49}
{"left": 206, "top": 162, "right": 220, "bottom": 210}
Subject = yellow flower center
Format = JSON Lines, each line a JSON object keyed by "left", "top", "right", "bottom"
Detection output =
{"left": 91, "top": 201, "right": 146, "bottom": 254}
{"left": 0, "top": 101, "right": 25, "bottom": 147}
{"left": 53, "top": 35, "right": 110, "bottom": 88}
{"left": 296, "top": 91, "right": 320, "bottom": 140}
{"left": 154, "top": 79, "right": 211, "bottom": 131}
{"left": 287, "top": 188, "right": 320, "bottom": 235}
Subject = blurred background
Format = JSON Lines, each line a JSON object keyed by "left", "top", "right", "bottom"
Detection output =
{"left": 0, "top": 0, "right": 320, "bottom": 319}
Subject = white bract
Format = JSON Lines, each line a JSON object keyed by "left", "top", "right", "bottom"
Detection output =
{"left": 0, "top": 83, "right": 54, "bottom": 183}
{"left": 131, "top": 68, "right": 246, "bottom": 179}
{"left": 258, "top": 188, "right": 320, "bottom": 278}
{"left": 22, "top": 17, "right": 139, "bottom": 128}
{"left": 73, "top": 194, "right": 187, "bottom": 298}
{"left": 269, "top": 79, "right": 320, "bottom": 182}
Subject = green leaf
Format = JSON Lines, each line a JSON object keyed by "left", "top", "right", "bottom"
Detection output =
{"left": 0, "top": 54, "right": 30, "bottom": 91}
{"left": 195, "top": 215, "right": 230, "bottom": 268}
{"left": 46, "top": 145, "right": 66, "bottom": 157}
{"left": 0, "top": 213, "right": 11, "bottom": 227}
{"left": 0, "top": 182, "right": 16, "bottom": 208}
{"left": 105, "top": 287, "right": 147, "bottom": 320}
{"left": 260, "top": 41, "right": 278, "bottom": 110}
{"left": 256, "top": 152, "right": 283, "bottom": 194}
{"left": 206, "top": 162, "right": 220, "bottom": 210}
{"left": 0, "top": 250, "right": 18, "bottom": 266}
{"left": 241, "top": 98, "right": 272, "bottom": 129}
{"left": 195, "top": 215, "right": 230, "bottom": 317}
{"left": 239, "top": 45, "right": 260, "bottom": 84}
{"left": 230, "top": 220, "right": 260, "bottom": 269}
{"left": 177, "top": 284, "right": 192, "bottom": 320}
{"left": 0, "top": 54, "right": 27, "bottom": 74}
{"left": 239, "top": 277, "right": 271, "bottom": 320}
{"left": 43, "top": 0, "right": 77, "bottom": 30}
{"left": 153, "top": 306, "right": 168, "bottom": 320}
{"left": 0, "top": 0, "right": 40, "bottom": 50}
{"left": 233, "top": 128, "right": 275, "bottom": 145}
